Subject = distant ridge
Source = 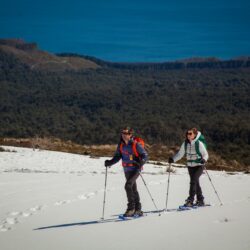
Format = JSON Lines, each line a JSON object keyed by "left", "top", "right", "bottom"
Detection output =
{"left": 1, "top": 38, "right": 250, "bottom": 71}
{"left": 57, "top": 53, "right": 250, "bottom": 70}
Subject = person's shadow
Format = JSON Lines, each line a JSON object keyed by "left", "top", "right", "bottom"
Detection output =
{"left": 34, "top": 209, "right": 165, "bottom": 231}
{"left": 34, "top": 218, "right": 123, "bottom": 231}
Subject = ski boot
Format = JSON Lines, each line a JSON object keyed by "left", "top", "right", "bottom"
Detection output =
{"left": 183, "top": 199, "right": 193, "bottom": 207}
{"left": 194, "top": 200, "right": 205, "bottom": 207}
{"left": 134, "top": 209, "right": 143, "bottom": 217}
{"left": 123, "top": 208, "right": 135, "bottom": 217}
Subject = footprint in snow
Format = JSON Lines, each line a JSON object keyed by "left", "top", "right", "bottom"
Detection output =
{"left": 22, "top": 212, "right": 32, "bottom": 217}
{"left": 30, "top": 205, "right": 44, "bottom": 212}
{"left": 78, "top": 195, "right": 87, "bottom": 200}
{"left": 9, "top": 211, "right": 21, "bottom": 216}
{"left": 86, "top": 192, "right": 95, "bottom": 198}
{"left": 0, "top": 225, "right": 11, "bottom": 232}
{"left": 5, "top": 217, "right": 18, "bottom": 225}
{"left": 55, "top": 200, "right": 71, "bottom": 206}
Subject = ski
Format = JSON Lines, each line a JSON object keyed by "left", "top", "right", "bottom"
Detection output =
{"left": 178, "top": 204, "right": 211, "bottom": 211}
{"left": 118, "top": 214, "right": 145, "bottom": 220}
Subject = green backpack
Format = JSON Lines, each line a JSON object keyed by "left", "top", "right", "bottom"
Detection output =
{"left": 185, "top": 133, "right": 207, "bottom": 160}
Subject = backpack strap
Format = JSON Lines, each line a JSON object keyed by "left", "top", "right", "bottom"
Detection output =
{"left": 195, "top": 140, "right": 202, "bottom": 158}
{"left": 119, "top": 143, "right": 123, "bottom": 154}
{"left": 198, "top": 134, "right": 207, "bottom": 149}
{"left": 120, "top": 141, "right": 139, "bottom": 158}
{"left": 132, "top": 141, "right": 139, "bottom": 158}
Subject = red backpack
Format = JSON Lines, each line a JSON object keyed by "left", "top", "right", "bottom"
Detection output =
{"left": 120, "top": 137, "right": 145, "bottom": 157}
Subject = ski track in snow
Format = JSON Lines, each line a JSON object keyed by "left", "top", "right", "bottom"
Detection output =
{"left": 0, "top": 188, "right": 103, "bottom": 232}
{"left": 1, "top": 175, "right": 249, "bottom": 233}
{"left": 0, "top": 176, "right": 170, "bottom": 233}
{"left": 0, "top": 167, "right": 178, "bottom": 233}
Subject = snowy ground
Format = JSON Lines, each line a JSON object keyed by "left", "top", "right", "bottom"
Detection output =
{"left": 0, "top": 146, "right": 250, "bottom": 250}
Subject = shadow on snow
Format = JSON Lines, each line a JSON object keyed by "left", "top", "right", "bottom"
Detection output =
{"left": 34, "top": 218, "right": 124, "bottom": 231}
{"left": 34, "top": 209, "right": 177, "bottom": 231}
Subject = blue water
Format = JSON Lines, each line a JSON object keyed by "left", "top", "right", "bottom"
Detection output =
{"left": 0, "top": 0, "right": 250, "bottom": 62}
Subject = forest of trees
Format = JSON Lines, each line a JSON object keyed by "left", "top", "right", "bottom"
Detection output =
{"left": 0, "top": 47, "right": 250, "bottom": 166}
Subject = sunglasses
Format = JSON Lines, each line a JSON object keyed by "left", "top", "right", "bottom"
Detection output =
{"left": 122, "top": 132, "right": 131, "bottom": 135}
{"left": 187, "top": 132, "right": 193, "bottom": 136}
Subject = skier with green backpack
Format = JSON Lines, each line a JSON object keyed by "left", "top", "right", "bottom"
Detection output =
{"left": 169, "top": 127, "right": 209, "bottom": 207}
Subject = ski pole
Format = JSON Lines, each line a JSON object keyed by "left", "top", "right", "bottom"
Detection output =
{"left": 165, "top": 164, "right": 171, "bottom": 211}
{"left": 139, "top": 172, "right": 160, "bottom": 214}
{"left": 101, "top": 167, "right": 108, "bottom": 220}
{"left": 204, "top": 165, "right": 223, "bottom": 206}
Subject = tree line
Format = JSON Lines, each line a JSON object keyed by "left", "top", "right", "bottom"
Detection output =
{"left": 0, "top": 50, "right": 250, "bottom": 166}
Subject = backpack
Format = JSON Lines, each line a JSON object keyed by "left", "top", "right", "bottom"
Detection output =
{"left": 120, "top": 136, "right": 145, "bottom": 158}
{"left": 185, "top": 133, "right": 207, "bottom": 158}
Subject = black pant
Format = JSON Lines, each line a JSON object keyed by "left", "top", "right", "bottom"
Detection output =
{"left": 187, "top": 166, "right": 204, "bottom": 202}
{"left": 124, "top": 170, "right": 141, "bottom": 210}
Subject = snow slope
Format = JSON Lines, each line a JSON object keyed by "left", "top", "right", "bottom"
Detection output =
{"left": 0, "top": 146, "right": 250, "bottom": 250}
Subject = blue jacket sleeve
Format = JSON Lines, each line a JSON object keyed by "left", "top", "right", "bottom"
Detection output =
{"left": 110, "top": 144, "right": 122, "bottom": 165}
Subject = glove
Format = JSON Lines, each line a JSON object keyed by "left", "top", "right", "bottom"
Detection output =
{"left": 134, "top": 161, "right": 141, "bottom": 168}
{"left": 168, "top": 157, "right": 174, "bottom": 164}
{"left": 104, "top": 160, "right": 112, "bottom": 168}
{"left": 200, "top": 158, "right": 206, "bottom": 164}
{"left": 134, "top": 159, "right": 144, "bottom": 170}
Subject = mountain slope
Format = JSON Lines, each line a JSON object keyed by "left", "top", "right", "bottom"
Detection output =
{"left": 0, "top": 39, "right": 100, "bottom": 71}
